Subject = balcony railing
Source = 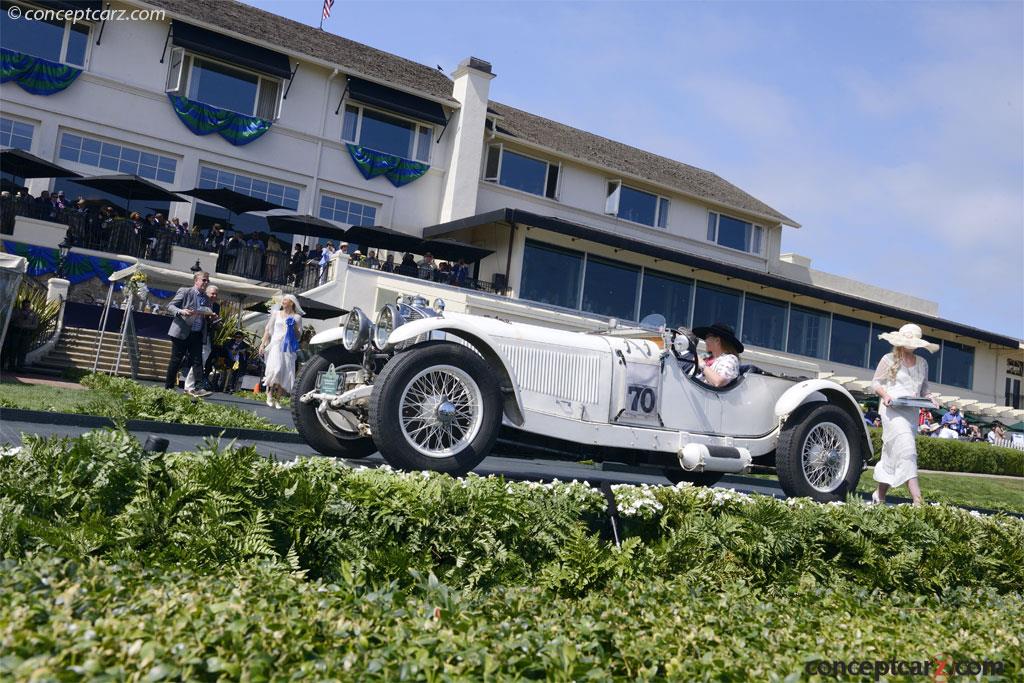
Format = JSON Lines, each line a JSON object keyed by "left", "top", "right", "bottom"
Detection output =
{"left": 350, "top": 260, "right": 510, "bottom": 296}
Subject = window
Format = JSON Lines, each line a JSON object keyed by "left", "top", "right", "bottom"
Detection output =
{"left": 868, "top": 324, "right": 890, "bottom": 369}
{"left": 581, "top": 255, "right": 640, "bottom": 321}
{"left": 483, "top": 145, "right": 559, "bottom": 199}
{"left": 742, "top": 294, "right": 787, "bottom": 351}
{"left": 829, "top": 314, "right": 870, "bottom": 367}
{"left": 787, "top": 305, "right": 830, "bottom": 359}
{"left": 319, "top": 193, "right": 377, "bottom": 227}
{"left": 693, "top": 282, "right": 742, "bottom": 332}
{"left": 59, "top": 132, "right": 176, "bottom": 183}
{"left": 914, "top": 336, "right": 941, "bottom": 384}
{"left": 197, "top": 165, "right": 299, "bottom": 209}
{"left": 940, "top": 341, "right": 973, "bottom": 390}
{"left": 342, "top": 104, "right": 431, "bottom": 162}
{"left": 1, "top": 2, "right": 89, "bottom": 66}
{"left": 0, "top": 117, "right": 34, "bottom": 150}
{"left": 1006, "top": 378, "right": 1021, "bottom": 409}
{"left": 639, "top": 270, "right": 693, "bottom": 330}
{"left": 167, "top": 50, "right": 281, "bottom": 120}
{"left": 707, "top": 211, "right": 764, "bottom": 255}
{"left": 520, "top": 240, "right": 583, "bottom": 310}
{"left": 605, "top": 181, "right": 669, "bottom": 228}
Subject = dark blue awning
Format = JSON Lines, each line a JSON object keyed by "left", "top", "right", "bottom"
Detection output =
{"left": 347, "top": 76, "right": 448, "bottom": 126}
{"left": 171, "top": 20, "right": 291, "bottom": 80}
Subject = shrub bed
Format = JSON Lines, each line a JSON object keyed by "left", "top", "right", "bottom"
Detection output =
{"left": 2, "top": 432, "right": 1022, "bottom": 597}
{"left": 869, "top": 428, "right": 1023, "bottom": 477}
{"left": 1, "top": 555, "right": 1019, "bottom": 681}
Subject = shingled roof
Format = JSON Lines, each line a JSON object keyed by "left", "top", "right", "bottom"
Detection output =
{"left": 487, "top": 101, "right": 797, "bottom": 227}
{"left": 144, "top": 0, "right": 456, "bottom": 104}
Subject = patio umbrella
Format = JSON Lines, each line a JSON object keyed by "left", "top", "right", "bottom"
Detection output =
{"left": 178, "top": 186, "right": 283, "bottom": 217}
{"left": 71, "top": 174, "right": 184, "bottom": 212}
{"left": 343, "top": 225, "right": 422, "bottom": 253}
{"left": 265, "top": 214, "right": 349, "bottom": 241}
{"left": 245, "top": 294, "right": 348, "bottom": 320}
{"left": 419, "top": 237, "right": 494, "bottom": 263}
{"left": 1, "top": 148, "right": 81, "bottom": 181}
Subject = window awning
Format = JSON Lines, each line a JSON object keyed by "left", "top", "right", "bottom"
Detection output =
{"left": 422, "top": 208, "right": 1020, "bottom": 350}
{"left": 347, "top": 76, "right": 448, "bottom": 126}
{"left": 171, "top": 20, "right": 292, "bottom": 80}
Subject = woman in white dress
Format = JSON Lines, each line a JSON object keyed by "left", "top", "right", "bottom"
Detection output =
{"left": 871, "top": 323, "right": 940, "bottom": 505}
{"left": 260, "top": 294, "right": 304, "bottom": 409}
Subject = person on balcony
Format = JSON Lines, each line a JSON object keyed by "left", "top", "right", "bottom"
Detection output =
{"left": 452, "top": 258, "right": 469, "bottom": 286}
{"left": 417, "top": 252, "right": 437, "bottom": 279}
{"left": 397, "top": 252, "right": 418, "bottom": 278}
{"left": 318, "top": 241, "right": 335, "bottom": 283}
{"left": 289, "top": 243, "right": 305, "bottom": 286}
{"left": 366, "top": 250, "right": 380, "bottom": 270}
{"left": 381, "top": 253, "right": 395, "bottom": 273}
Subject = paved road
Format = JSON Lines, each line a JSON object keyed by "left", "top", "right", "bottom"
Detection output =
{"left": 0, "top": 417, "right": 788, "bottom": 497}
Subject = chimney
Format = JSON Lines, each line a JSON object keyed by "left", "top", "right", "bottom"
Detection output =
{"left": 439, "top": 57, "right": 495, "bottom": 223}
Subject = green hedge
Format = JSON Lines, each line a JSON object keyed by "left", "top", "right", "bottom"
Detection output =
{"left": 869, "top": 428, "right": 1023, "bottom": 477}
{"left": 2, "top": 432, "right": 1022, "bottom": 597}
{"left": 1, "top": 555, "right": 1019, "bottom": 681}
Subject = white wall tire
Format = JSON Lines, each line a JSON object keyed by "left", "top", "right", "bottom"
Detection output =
{"left": 369, "top": 343, "right": 502, "bottom": 475}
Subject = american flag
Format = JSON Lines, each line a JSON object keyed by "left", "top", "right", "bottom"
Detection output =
{"left": 322, "top": 0, "right": 334, "bottom": 21}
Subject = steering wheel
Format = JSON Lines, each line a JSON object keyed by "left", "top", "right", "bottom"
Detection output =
{"left": 672, "top": 327, "right": 700, "bottom": 378}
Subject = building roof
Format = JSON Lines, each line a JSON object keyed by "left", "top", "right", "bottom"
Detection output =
{"left": 487, "top": 101, "right": 798, "bottom": 228}
{"left": 424, "top": 208, "right": 1018, "bottom": 349}
{"left": 143, "top": 0, "right": 457, "bottom": 104}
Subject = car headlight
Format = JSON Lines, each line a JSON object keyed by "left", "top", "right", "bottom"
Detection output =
{"left": 373, "top": 303, "right": 404, "bottom": 351}
{"left": 342, "top": 307, "right": 371, "bottom": 352}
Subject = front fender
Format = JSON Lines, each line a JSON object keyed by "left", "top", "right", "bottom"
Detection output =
{"left": 775, "top": 379, "right": 873, "bottom": 457}
{"left": 389, "top": 317, "right": 526, "bottom": 427}
{"left": 311, "top": 327, "right": 346, "bottom": 346}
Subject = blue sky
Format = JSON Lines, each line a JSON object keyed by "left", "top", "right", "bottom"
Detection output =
{"left": 249, "top": 0, "right": 1023, "bottom": 339}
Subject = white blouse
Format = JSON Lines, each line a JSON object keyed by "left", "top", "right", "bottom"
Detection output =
{"left": 872, "top": 353, "right": 930, "bottom": 399}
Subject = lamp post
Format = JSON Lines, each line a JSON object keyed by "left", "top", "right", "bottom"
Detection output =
{"left": 55, "top": 235, "right": 73, "bottom": 279}
{"left": 190, "top": 259, "right": 202, "bottom": 275}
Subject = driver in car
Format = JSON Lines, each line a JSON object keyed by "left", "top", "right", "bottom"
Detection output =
{"left": 692, "top": 322, "right": 743, "bottom": 387}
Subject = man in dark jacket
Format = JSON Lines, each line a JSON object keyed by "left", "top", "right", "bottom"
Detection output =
{"left": 164, "top": 271, "right": 215, "bottom": 396}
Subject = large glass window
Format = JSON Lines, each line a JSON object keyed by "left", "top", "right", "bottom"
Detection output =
{"left": 787, "top": 305, "right": 830, "bottom": 359}
{"left": 693, "top": 282, "right": 742, "bottom": 332}
{"left": 742, "top": 294, "right": 787, "bottom": 351}
{"left": 197, "top": 165, "right": 299, "bottom": 210}
{"left": 343, "top": 104, "right": 431, "bottom": 162}
{"left": 639, "top": 270, "right": 693, "bottom": 329}
{"left": 59, "top": 132, "right": 176, "bottom": 183}
{"left": 940, "top": 341, "right": 974, "bottom": 390}
{"left": 605, "top": 181, "right": 669, "bottom": 228}
{"left": 1, "top": 3, "right": 88, "bottom": 65}
{"left": 581, "top": 255, "right": 639, "bottom": 320}
{"left": 188, "top": 58, "right": 260, "bottom": 117}
{"left": 520, "top": 240, "right": 583, "bottom": 310}
{"left": 707, "top": 211, "right": 763, "bottom": 255}
{"left": 868, "top": 325, "right": 890, "bottom": 369}
{"left": 319, "top": 193, "right": 377, "bottom": 227}
{"left": 915, "top": 336, "right": 941, "bottom": 383}
{"left": 829, "top": 314, "right": 870, "bottom": 367}
{"left": 499, "top": 149, "right": 547, "bottom": 197}
{"left": 0, "top": 117, "right": 33, "bottom": 151}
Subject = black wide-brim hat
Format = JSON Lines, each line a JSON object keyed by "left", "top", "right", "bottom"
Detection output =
{"left": 692, "top": 322, "right": 744, "bottom": 354}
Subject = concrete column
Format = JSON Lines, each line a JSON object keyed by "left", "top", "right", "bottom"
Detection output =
{"left": 439, "top": 57, "right": 495, "bottom": 223}
{"left": 46, "top": 277, "right": 70, "bottom": 303}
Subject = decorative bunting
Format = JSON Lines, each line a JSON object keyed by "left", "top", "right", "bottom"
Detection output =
{"left": 1, "top": 241, "right": 130, "bottom": 285}
{"left": 0, "top": 48, "right": 82, "bottom": 96}
{"left": 167, "top": 94, "right": 273, "bottom": 146}
{"left": 346, "top": 143, "right": 430, "bottom": 187}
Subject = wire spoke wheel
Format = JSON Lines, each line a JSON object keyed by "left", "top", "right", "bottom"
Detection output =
{"left": 399, "top": 364, "right": 483, "bottom": 458}
{"left": 801, "top": 421, "right": 851, "bottom": 492}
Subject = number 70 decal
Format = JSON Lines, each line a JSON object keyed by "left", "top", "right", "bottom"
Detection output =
{"left": 627, "top": 384, "right": 657, "bottom": 413}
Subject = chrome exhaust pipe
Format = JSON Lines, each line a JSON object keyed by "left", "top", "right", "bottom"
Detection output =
{"left": 679, "top": 443, "right": 752, "bottom": 474}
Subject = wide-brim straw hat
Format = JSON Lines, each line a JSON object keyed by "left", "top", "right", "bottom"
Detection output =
{"left": 877, "top": 323, "right": 938, "bottom": 353}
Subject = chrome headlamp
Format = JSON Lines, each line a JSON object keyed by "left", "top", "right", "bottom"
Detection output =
{"left": 342, "top": 307, "right": 371, "bottom": 352}
{"left": 372, "top": 303, "right": 404, "bottom": 351}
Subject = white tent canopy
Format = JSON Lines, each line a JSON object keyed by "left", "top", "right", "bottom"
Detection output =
{"left": 107, "top": 263, "right": 279, "bottom": 302}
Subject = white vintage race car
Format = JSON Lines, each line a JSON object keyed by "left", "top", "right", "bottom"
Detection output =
{"left": 294, "top": 296, "right": 871, "bottom": 501}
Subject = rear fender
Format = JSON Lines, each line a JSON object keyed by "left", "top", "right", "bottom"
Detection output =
{"left": 775, "top": 379, "right": 873, "bottom": 458}
{"left": 389, "top": 317, "right": 526, "bottom": 426}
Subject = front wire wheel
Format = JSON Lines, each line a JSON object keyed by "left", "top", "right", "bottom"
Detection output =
{"left": 399, "top": 365, "right": 484, "bottom": 458}
{"left": 776, "top": 403, "right": 863, "bottom": 502}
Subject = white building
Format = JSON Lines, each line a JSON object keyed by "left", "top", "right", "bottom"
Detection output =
{"left": 2, "top": 0, "right": 1021, "bottom": 417}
